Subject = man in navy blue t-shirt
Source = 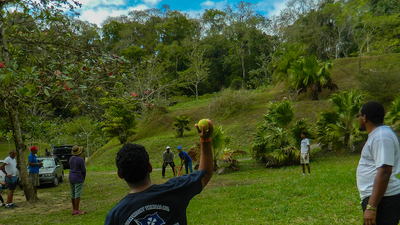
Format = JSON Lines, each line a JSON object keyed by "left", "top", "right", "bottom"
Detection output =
{"left": 105, "top": 120, "right": 214, "bottom": 225}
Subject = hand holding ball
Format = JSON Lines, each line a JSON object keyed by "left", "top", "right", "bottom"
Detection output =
{"left": 198, "top": 119, "right": 210, "bottom": 132}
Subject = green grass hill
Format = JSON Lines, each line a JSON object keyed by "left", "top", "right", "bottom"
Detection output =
{"left": 87, "top": 54, "right": 400, "bottom": 169}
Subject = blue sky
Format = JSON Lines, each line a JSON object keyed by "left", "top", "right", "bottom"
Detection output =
{"left": 76, "top": 0, "right": 289, "bottom": 27}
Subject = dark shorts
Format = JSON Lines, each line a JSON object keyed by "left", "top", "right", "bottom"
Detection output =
{"left": 362, "top": 193, "right": 400, "bottom": 225}
{"left": 5, "top": 176, "right": 18, "bottom": 191}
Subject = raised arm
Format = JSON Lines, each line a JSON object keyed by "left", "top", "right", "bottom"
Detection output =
{"left": 196, "top": 120, "right": 214, "bottom": 188}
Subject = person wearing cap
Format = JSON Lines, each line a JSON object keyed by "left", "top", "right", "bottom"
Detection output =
{"left": 105, "top": 120, "right": 214, "bottom": 225}
{"left": 162, "top": 146, "right": 175, "bottom": 178}
{"left": 28, "top": 146, "right": 42, "bottom": 194}
{"left": 178, "top": 146, "right": 193, "bottom": 174}
{"left": 1, "top": 150, "right": 18, "bottom": 208}
{"left": 357, "top": 101, "right": 400, "bottom": 225}
{"left": 69, "top": 145, "right": 86, "bottom": 216}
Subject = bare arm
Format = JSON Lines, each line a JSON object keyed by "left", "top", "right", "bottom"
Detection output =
{"left": 1, "top": 163, "right": 7, "bottom": 176}
{"left": 363, "top": 165, "right": 392, "bottom": 225}
{"left": 305, "top": 145, "right": 311, "bottom": 159}
{"left": 28, "top": 162, "right": 42, "bottom": 166}
{"left": 196, "top": 120, "right": 214, "bottom": 188}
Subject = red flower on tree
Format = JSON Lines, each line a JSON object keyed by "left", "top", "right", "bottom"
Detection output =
{"left": 64, "top": 82, "right": 70, "bottom": 91}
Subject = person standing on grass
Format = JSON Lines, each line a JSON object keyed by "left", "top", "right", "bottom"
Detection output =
{"left": 297, "top": 132, "right": 311, "bottom": 175}
{"left": 0, "top": 181, "right": 6, "bottom": 206}
{"left": 28, "top": 146, "right": 42, "bottom": 194}
{"left": 178, "top": 145, "right": 193, "bottom": 174}
{"left": 105, "top": 120, "right": 214, "bottom": 225}
{"left": 69, "top": 145, "right": 87, "bottom": 216}
{"left": 357, "top": 101, "right": 400, "bottom": 225}
{"left": 162, "top": 146, "right": 175, "bottom": 178}
{"left": 0, "top": 150, "right": 18, "bottom": 209}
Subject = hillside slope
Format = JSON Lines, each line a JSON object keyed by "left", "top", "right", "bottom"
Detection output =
{"left": 89, "top": 54, "right": 400, "bottom": 168}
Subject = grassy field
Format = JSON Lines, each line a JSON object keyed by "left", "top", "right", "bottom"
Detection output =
{"left": 0, "top": 152, "right": 363, "bottom": 225}
{"left": 3, "top": 55, "right": 400, "bottom": 224}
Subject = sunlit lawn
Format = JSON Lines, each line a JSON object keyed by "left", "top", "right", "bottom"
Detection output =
{"left": 0, "top": 153, "right": 364, "bottom": 224}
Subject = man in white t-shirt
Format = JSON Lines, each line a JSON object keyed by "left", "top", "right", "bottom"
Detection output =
{"left": 356, "top": 101, "right": 400, "bottom": 225}
{"left": 0, "top": 150, "right": 18, "bottom": 209}
{"left": 297, "top": 132, "right": 311, "bottom": 175}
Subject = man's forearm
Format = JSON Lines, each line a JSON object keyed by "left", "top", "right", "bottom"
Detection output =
{"left": 199, "top": 142, "right": 213, "bottom": 187}
{"left": 368, "top": 166, "right": 392, "bottom": 207}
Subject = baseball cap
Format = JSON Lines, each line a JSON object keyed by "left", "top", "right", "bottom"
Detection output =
{"left": 30, "top": 146, "right": 39, "bottom": 151}
{"left": 177, "top": 146, "right": 182, "bottom": 150}
{"left": 166, "top": 146, "right": 170, "bottom": 149}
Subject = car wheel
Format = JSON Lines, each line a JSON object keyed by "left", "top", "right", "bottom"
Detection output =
{"left": 59, "top": 172, "right": 64, "bottom": 182}
{"left": 53, "top": 177, "right": 59, "bottom": 187}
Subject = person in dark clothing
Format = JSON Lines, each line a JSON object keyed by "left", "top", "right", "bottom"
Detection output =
{"left": 105, "top": 120, "right": 214, "bottom": 225}
{"left": 69, "top": 145, "right": 86, "bottom": 216}
{"left": 45, "top": 148, "right": 51, "bottom": 156}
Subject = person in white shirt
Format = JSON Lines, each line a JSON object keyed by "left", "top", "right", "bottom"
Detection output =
{"left": 162, "top": 146, "right": 175, "bottom": 178}
{"left": 356, "top": 101, "right": 400, "bottom": 225}
{"left": 0, "top": 150, "right": 18, "bottom": 209}
{"left": 297, "top": 132, "right": 311, "bottom": 175}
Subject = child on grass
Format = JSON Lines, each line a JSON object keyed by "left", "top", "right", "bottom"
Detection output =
{"left": 0, "top": 182, "right": 5, "bottom": 206}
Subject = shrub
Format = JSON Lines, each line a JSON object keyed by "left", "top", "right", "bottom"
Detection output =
{"left": 208, "top": 89, "right": 254, "bottom": 118}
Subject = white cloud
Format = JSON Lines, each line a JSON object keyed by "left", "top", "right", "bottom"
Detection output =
{"left": 78, "top": 4, "right": 149, "bottom": 27}
{"left": 184, "top": 0, "right": 227, "bottom": 18}
{"left": 142, "top": 0, "right": 162, "bottom": 6}
{"left": 77, "top": 0, "right": 127, "bottom": 8}
{"left": 256, "top": 0, "right": 290, "bottom": 18}
{"left": 201, "top": 1, "right": 216, "bottom": 8}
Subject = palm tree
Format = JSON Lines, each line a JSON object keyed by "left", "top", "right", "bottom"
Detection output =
{"left": 315, "top": 90, "right": 364, "bottom": 151}
{"left": 266, "top": 100, "right": 294, "bottom": 127}
{"left": 172, "top": 115, "right": 191, "bottom": 137}
{"left": 210, "top": 126, "right": 231, "bottom": 171}
{"left": 289, "top": 55, "right": 338, "bottom": 100}
{"left": 386, "top": 95, "right": 400, "bottom": 129}
{"left": 251, "top": 100, "right": 294, "bottom": 161}
{"left": 268, "top": 43, "right": 305, "bottom": 83}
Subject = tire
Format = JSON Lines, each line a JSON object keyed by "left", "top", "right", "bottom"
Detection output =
{"left": 59, "top": 172, "right": 64, "bottom": 182}
{"left": 53, "top": 177, "right": 59, "bottom": 187}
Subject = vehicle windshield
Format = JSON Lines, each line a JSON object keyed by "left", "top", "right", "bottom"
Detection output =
{"left": 40, "top": 159, "right": 55, "bottom": 168}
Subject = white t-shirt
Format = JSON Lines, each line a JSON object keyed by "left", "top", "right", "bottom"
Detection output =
{"left": 4, "top": 156, "right": 17, "bottom": 176}
{"left": 356, "top": 126, "right": 400, "bottom": 200}
{"left": 300, "top": 138, "right": 310, "bottom": 154}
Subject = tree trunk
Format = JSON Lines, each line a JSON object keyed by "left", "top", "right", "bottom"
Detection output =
{"left": 358, "top": 41, "right": 366, "bottom": 73}
{"left": 311, "top": 82, "right": 319, "bottom": 100}
{"left": 8, "top": 108, "right": 39, "bottom": 202}
{"left": 0, "top": 2, "right": 9, "bottom": 66}
{"left": 1, "top": 2, "right": 38, "bottom": 203}
{"left": 241, "top": 51, "right": 246, "bottom": 89}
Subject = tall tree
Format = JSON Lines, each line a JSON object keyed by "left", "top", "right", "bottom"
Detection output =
{"left": 0, "top": 0, "right": 131, "bottom": 202}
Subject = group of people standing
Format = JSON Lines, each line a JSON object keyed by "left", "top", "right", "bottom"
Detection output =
{"left": 2, "top": 101, "right": 400, "bottom": 225}
{"left": 0, "top": 145, "right": 87, "bottom": 216}
{"left": 162, "top": 145, "right": 193, "bottom": 178}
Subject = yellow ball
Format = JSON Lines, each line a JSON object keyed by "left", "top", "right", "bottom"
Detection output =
{"left": 198, "top": 119, "right": 210, "bottom": 131}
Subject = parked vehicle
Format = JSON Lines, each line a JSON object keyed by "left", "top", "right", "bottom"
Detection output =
{"left": 52, "top": 145, "right": 84, "bottom": 169}
{"left": 36, "top": 156, "right": 64, "bottom": 187}
{"left": 19, "top": 156, "right": 64, "bottom": 188}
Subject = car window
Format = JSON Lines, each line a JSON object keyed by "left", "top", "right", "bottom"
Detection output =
{"left": 41, "top": 159, "right": 55, "bottom": 168}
